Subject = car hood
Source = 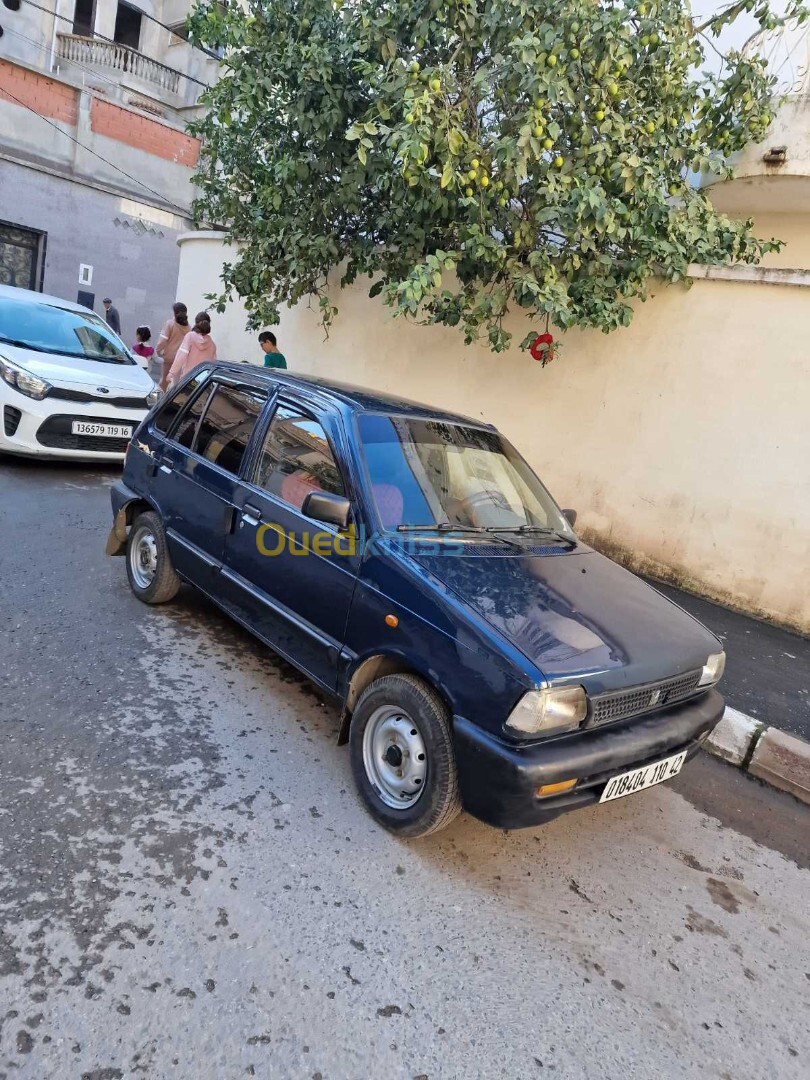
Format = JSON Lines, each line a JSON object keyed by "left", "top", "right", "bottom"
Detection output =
{"left": 407, "top": 543, "right": 721, "bottom": 693}
{"left": 0, "top": 342, "right": 153, "bottom": 393}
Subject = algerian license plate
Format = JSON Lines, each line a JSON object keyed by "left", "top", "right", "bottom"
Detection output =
{"left": 599, "top": 750, "right": 687, "bottom": 803}
{"left": 71, "top": 421, "right": 133, "bottom": 438}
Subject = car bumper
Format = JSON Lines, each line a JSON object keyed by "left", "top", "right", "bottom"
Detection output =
{"left": 453, "top": 689, "right": 725, "bottom": 829}
{"left": 0, "top": 386, "right": 147, "bottom": 462}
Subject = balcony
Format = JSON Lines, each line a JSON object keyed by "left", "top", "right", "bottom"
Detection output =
{"left": 706, "top": 18, "right": 810, "bottom": 215}
{"left": 56, "top": 33, "right": 181, "bottom": 97}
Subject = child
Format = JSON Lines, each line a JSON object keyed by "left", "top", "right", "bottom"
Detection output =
{"left": 132, "top": 326, "right": 155, "bottom": 364}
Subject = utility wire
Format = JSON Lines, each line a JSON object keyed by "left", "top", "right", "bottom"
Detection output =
{"left": 20, "top": 0, "right": 216, "bottom": 86}
{"left": 0, "top": 82, "right": 194, "bottom": 218}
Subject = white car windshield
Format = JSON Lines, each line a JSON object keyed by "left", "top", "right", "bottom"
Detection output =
{"left": 358, "top": 413, "right": 574, "bottom": 536}
{"left": 0, "top": 296, "right": 134, "bottom": 365}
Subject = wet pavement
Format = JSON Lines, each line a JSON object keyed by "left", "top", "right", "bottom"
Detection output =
{"left": 1, "top": 457, "right": 808, "bottom": 1080}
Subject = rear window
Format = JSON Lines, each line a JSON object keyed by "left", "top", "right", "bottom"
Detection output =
{"left": 152, "top": 369, "right": 211, "bottom": 434}
{"left": 194, "top": 383, "right": 267, "bottom": 475}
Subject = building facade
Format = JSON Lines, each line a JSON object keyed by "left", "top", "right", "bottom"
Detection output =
{"left": 0, "top": 0, "right": 218, "bottom": 345}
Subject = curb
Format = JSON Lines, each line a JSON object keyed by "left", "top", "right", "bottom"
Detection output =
{"left": 705, "top": 706, "right": 810, "bottom": 806}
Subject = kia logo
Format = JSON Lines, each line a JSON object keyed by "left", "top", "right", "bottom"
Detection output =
{"left": 96, "top": 386, "right": 110, "bottom": 394}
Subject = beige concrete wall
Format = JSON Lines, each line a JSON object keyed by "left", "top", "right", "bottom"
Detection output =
{"left": 176, "top": 232, "right": 810, "bottom": 633}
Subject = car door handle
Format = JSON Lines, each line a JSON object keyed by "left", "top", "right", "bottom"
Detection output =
{"left": 241, "top": 503, "right": 262, "bottom": 527}
{"left": 159, "top": 463, "right": 173, "bottom": 475}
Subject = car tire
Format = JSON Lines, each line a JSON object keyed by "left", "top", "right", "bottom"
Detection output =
{"left": 125, "top": 510, "right": 180, "bottom": 605}
{"left": 349, "top": 673, "right": 461, "bottom": 838}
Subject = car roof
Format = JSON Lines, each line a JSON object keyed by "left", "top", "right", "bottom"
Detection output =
{"left": 0, "top": 282, "right": 102, "bottom": 316}
{"left": 212, "top": 363, "right": 494, "bottom": 427}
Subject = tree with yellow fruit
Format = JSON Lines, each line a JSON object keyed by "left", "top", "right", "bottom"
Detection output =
{"left": 188, "top": 0, "right": 808, "bottom": 353}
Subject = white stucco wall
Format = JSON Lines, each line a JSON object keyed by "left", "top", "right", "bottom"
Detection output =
{"left": 176, "top": 231, "right": 810, "bottom": 634}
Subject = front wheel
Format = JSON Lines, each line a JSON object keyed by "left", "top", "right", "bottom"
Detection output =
{"left": 349, "top": 674, "right": 461, "bottom": 838}
{"left": 125, "top": 510, "right": 180, "bottom": 604}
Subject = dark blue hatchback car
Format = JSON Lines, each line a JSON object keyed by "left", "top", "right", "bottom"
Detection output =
{"left": 107, "top": 364, "right": 726, "bottom": 837}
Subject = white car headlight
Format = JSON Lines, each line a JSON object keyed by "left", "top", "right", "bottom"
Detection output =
{"left": 505, "top": 686, "right": 588, "bottom": 737}
{"left": 0, "top": 355, "right": 51, "bottom": 401}
{"left": 146, "top": 383, "right": 162, "bottom": 407}
{"left": 698, "top": 651, "right": 726, "bottom": 687}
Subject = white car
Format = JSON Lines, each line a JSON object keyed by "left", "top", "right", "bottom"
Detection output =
{"left": 0, "top": 283, "right": 160, "bottom": 462}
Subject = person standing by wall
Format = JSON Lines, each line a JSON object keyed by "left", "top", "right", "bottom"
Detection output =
{"left": 156, "top": 302, "right": 190, "bottom": 390}
{"left": 102, "top": 297, "right": 121, "bottom": 335}
{"left": 167, "top": 311, "right": 217, "bottom": 388}
{"left": 259, "top": 330, "right": 287, "bottom": 369}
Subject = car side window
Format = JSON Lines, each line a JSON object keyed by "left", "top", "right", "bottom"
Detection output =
{"left": 193, "top": 383, "right": 267, "bottom": 475}
{"left": 152, "top": 369, "right": 210, "bottom": 435}
{"left": 253, "top": 403, "right": 345, "bottom": 511}
{"left": 174, "top": 383, "right": 214, "bottom": 449}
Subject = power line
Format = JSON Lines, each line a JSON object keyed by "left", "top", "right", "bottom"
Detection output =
{"left": 0, "top": 82, "right": 193, "bottom": 218}
{"left": 20, "top": 0, "right": 215, "bottom": 87}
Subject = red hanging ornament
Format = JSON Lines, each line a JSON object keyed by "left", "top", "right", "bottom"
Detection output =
{"left": 530, "top": 332, "right": 554, "bottom": 365}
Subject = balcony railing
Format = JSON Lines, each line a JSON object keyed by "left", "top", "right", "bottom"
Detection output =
{"left": 56, "top": 33, "right": 181, "bottom": 95}
{"left": 743, "top": 17, "right": 810, "bottom": 98}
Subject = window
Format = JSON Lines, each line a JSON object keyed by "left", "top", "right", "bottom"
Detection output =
{"left": 0, "top": 220, "right": 46, "bottom": 292}
{"left": 174, "top": 383, "right": 213, "bottom": 449}
{"left": 357, "top": 413, "right": 573, "bottom": 534}
{"left": 152, "top": 369, "right": 211, "bottom": 435}
{"left": 0, "top": 294, "right": 132, "bottom": 363}
{"left": 194, "top": 383, "right": 267, "bottom": 475}
{"left": 114, "top": 2, "right": 142, "bottom": 49}
{"left": 254, "top": 404, "right": 345, "bottom": 511}
{"left": 72, "top": 0, "right": 95, "bottom": 36}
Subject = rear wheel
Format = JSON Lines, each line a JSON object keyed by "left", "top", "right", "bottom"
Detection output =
{"left": 125, "top": 510, "right": 179, "bottom": 604}
{"left": 349, "top": 674, "right": 461, "bottom": 838}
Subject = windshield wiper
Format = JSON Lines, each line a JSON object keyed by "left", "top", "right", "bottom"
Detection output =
{"left": 490, "top": 525, "right": 575, "bottom": 543}
{"left": 396, "top": 523, "right": 522, "bottom": 549}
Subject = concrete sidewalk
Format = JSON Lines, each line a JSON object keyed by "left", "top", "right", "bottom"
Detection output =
{"left": 647, "top": 579, "right": 810, "bottom": 804}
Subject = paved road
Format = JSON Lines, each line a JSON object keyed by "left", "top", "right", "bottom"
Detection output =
{"left": 648, "top": 581, "right": 810, "bottom": 743}
{"left": 1, "top": 458, "right": 809, "bottom": 1080}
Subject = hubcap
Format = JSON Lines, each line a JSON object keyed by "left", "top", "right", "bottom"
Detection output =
{"left": 129, "top": 526, "right": 157, "bottom": 590}
{"left": 362, "top": 705, "right": 427, "bottom": 809}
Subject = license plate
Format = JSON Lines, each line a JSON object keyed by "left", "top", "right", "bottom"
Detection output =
{"left": 599, "top": 750, "right": 687, "bottom": 803}
{"left": 71, "top": 421, "right": 133, "bottom": 438}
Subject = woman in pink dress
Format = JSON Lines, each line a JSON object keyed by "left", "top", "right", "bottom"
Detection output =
{"left": 167, "top": 311, "right": 218, "bottom": 388}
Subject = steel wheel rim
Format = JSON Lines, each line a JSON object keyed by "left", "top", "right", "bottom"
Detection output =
{"left": 362, "top": 704, "right": 428, "bottom": 809}
{"left": 130, "top": 526, "right": 157, "bottom": 590}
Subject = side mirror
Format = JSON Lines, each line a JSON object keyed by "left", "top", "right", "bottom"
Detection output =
{"left": 562, "top": 508, "right": 577, "bottom": 528}
{"left": 301, "top": 490, "right": 352, "bottom": 530}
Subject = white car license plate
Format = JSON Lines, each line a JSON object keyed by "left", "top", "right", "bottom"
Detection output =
{"left": 71, "top": 421, "right": 133, "bottom": 438}
{"left": 599, "top": 750, "right": 687, "bottom": 803}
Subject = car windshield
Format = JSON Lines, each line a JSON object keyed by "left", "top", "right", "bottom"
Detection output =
{"left": 0, "top": 296, "right": 134, "bottom": 364}
{"left": 358, "top": 413, "right": 574, "bottom": 534}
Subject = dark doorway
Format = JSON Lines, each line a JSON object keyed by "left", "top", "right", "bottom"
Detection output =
{"left": 72, "top": 0, "right": 95, "bottom": 37}
{"left": 114, "top": 3, "right": 142, "bottom": 50}
{"left": 0, "top": 221, "right": 46, "bottom": 291}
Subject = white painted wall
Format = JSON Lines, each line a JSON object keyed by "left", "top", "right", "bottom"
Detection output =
{"left": 176, "top": 224, "right": 810, "bottom": 634}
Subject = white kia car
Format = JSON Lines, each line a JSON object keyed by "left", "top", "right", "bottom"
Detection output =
{"left": 0, "top": 284, "right": 160, "bottom": 462}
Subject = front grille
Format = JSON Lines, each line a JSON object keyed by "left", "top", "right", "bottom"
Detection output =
{"left": 589, "top": 669, "right": 703, "bottom": 728}
{"left": 4, "top": 405, "right": 22, "bottom": 437}
{"left": 35, "top": 414, "right": 134, "bottom": 454}
{"left": 47, "top": 387, "right": 149, "bottom": 409}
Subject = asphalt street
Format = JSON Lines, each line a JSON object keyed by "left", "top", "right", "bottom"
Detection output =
{"left": 0, "top": 457, "right": 808, "bottom": 1080}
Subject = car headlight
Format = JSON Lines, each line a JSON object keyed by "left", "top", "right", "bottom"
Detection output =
{"left": 146, "top": 383, "right": 161, "bottom": 407}
{"left": 698, "top": 651, "right": 726, "bottom": 687}
{"left": 505, "top": 686, "right": 588, "bottom": 737}
{"left": 0, "top": 355, "right": 51, "bottom": 401}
